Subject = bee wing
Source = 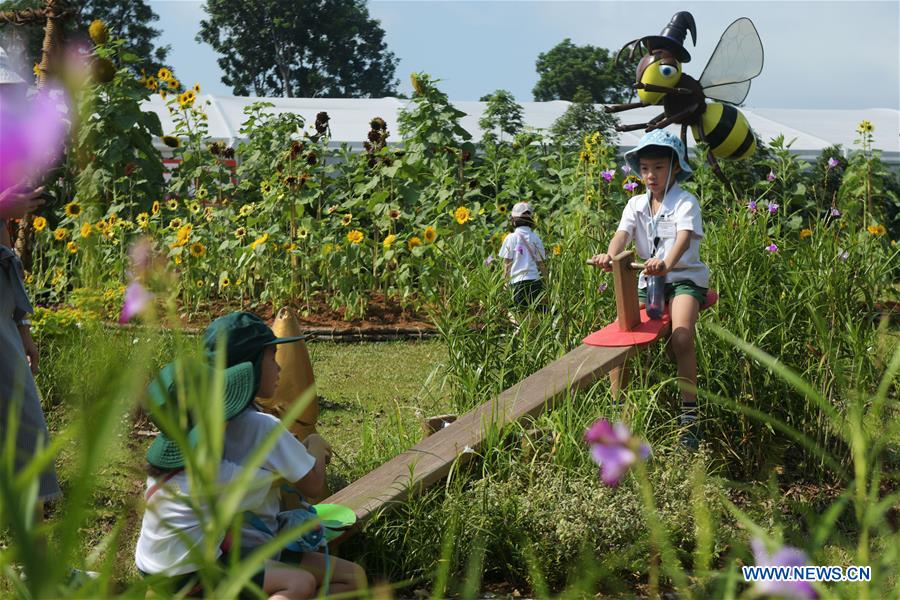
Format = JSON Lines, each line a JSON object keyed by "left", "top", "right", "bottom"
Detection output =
{"left": 699, "top": 17, "right": 764, "bottom": 104}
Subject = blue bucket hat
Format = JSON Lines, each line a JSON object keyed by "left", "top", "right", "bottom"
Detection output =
{"left": 624, "top": 129, "right": 693, "bottom": 183}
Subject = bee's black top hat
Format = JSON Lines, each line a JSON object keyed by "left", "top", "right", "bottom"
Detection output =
{"left": 640, "top": 11, "right": 697, "bottom": 63}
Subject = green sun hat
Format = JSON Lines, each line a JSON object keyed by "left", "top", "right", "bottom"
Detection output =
{"left": 145, "top": 360, "right": 257, "bottom": 469}
{"left": 202, "top": 311, "right": 304, "bottom": 368}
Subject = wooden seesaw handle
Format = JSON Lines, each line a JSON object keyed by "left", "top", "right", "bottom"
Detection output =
{"left": 585, "top": 259, "right": 646, "bottom": 270}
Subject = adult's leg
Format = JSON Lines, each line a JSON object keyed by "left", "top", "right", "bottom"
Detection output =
{"left": 299, "top": 552, "right": 367, "bottom": 595}
{"left": 263, "top": 560, "right": 317, "bottom": 600}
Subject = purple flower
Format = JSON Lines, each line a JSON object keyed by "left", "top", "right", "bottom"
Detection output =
{"left": 601, "top": 169, "right": 615, "bottom": 183}
{"left": 119, "top": 282, "right": 154, "bottom": 324}
{"left": 621, "top": 164, "right": 632, "bottom": 174}
{"left": 584, "top": 419, "right": 650, "bottom": 487}
{"left": 624, "top": 181, "right": 639, "bottom": 192}
{"left": 830, "top": 207, "right": 841, "bottom": 218}
{"left": 827, "top": 157, "right": 839, "bottom": 170}
{"left": 767, "top": 170, "right": 776, "bottom": 182}
{"left": 750, "top": 539, "right": 819, "bottom": 599}
{"left": 0, "top": 87, "right": 69, "bottom": 192}
{"left": 747, "top": 201, "right": 758, "bottom": 213}
{"left": 484, "top": 254, "right": 494, "bottom": 266}
{"left": 598, "top": 282, "right": 608, "bottom": 294}
{"left": 768, "top": 202, "right": 779, "bottom": 214}
{"left": 766, "top": 243, "right": 778, "bottom": 253}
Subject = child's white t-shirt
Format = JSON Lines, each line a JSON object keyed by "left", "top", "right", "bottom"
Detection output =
{"left": 134, "top": 461, "right": 272, "bottom": 576}
{"left": 616, "top": 184, "right": 709, "bottom": 288}
{"left": 223, "top": 408, "right": 317, "bottom": 548}
{"left": 499, "top": 226, "right": 546, "bottom": 284}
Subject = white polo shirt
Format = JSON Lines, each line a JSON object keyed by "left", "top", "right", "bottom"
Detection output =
{"left": 616, "top": 184, "right": 709, "bottom": 288}
{"left": 223, "top": 408, "right": 317, "bottom": 548}
{"left": 499, "top": 226, "right": 547, "bottom": 284}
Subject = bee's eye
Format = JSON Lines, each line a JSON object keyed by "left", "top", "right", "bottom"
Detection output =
{"left": 659, "top": 64, "right": 678, "bottom": 78}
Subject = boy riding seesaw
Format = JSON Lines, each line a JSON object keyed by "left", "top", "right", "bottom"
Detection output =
{"left": 588, "top": 130, "right": 710, "bottom": 449}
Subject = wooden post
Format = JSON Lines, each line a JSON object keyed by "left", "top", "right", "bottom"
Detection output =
{"left": 611, "top": 250, "right": 640, "bottom": 331}
{"left": 610, "top": 250, "right": 641, "bottom": 402}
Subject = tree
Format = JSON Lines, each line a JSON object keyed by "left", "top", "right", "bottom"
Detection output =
{"left": 550, "top": 86, "right": 619, "bottom": 148}
{"left": 478, "top": 89, "right": 524, "bottom": 144}
{"left": 533, "top": 38, "right": 636, "bottom": 104}
{"left": 198, "top": 0, "right": 399, "bottom": 98}
{"left": 0, "top": 0, "right": 168, "bottom": 76}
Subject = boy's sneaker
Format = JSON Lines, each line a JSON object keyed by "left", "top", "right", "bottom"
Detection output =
{"left": 679, "top": 415, "right": 701, "bottom": 451}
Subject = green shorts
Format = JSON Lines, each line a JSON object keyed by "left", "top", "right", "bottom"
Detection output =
{"left": 638, "top": 280, "right": 708, "bottom": 307}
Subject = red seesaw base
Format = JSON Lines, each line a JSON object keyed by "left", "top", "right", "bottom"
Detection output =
{"left": 583, "top": 290, "right": 718, "bottom": 348}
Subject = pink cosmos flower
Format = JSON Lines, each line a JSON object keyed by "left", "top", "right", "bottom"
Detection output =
{"left": 621, "top": 164, "right": 631, "bottom": 174}
{"left": 826, "top": 157, "right": 839, "bottom": 170}
{"left": 598, "top": 282, "right": 608, "bottom": 294}
{"left": 119, "top": 282, "right": 154, "bottom": 324}
{"left": 601, "top": 169, "right": 615, "bottom": 183}
{"left": 624, "top": 181, "right": 639, "bottom": 192}
{"left": 0, "top": 87, "right": 69, "bottom": 193}
{"left": 750, "top": 539, "right": 819, "bottom": 599}
{"left": 747, "top": 201, "right": 758, "bottom": 213}
{"left": 767, "top": 170, "right": 776, "bottom": 182}
{"left": 584, "top": 419, "right": 650, "bottom": 487}
{"left": 830, "top": 207, "right": 841, "bottom": 218}
{"left": 768, "top": 202, "right": 779, "bottom": 214}
{"left": 766, "top": 243, "right": 778, "bottom": 253}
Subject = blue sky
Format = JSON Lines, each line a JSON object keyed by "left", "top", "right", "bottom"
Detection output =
{"left": 149, "top": 0, "right": 899, "bottom": 109}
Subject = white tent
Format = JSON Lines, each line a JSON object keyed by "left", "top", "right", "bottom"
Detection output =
{"left": 143, "top": 95, "right": 900, "bottom": 165}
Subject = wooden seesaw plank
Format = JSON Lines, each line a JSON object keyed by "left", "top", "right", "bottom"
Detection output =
{"left": 322, "top": 342, "right": 637, "bottom": 525}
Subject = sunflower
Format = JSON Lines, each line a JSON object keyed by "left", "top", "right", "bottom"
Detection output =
{"left": 94, "top": 219, "right": 110, "bottom": 234}
{"left": 235, "top": 227, "right": 247, "bottom": 239}
{"left": 800, "top": 228, "right": 812, "bottom": 239}
{"left": 857, "top": 120, "right": 874, "bottom": 134}
{"left": 196, "top": 280, "right": 205, "bottom": 288}
{"left": 454, "top": 206, "right": 471, "bottom": 225}
{"left": 297, "top": 228, "right": 309, "bottom": 239}
{"left": 151, "top": 201, "right": 161, "bottom": 215}
{"left": 168, "top": 78, "right": 180, "bottom": 91}
{"left": 204, "top": 207, "right": 215, "bottom": 222}
{"left": 145, "top": 77, "right": 158, "bottom": 91}
{"left": 193, "top": 83, "right": 201, "bottom": 94}
{"left": 552, "top": 244, "right": 561, "bottom": 256}
{"left": 157, "top": 67, "right": 172, "bottom": 82}
{"left": 260, "top": 181, "right": 272, "bottom": 195}
{"left": 66, "top": 241, "right": 78, "bottom": 254}
{"left": 169, "top": 218, "right": 182, "bottom": 231}
{"left": 53, "top": 227, "right": 68, "bottom": 241}
{"left": 80, "top": 222, "right": 92, "bottom": 238}
{"left": 32, "top": 216, "right": 47, "bottom": 232}
{"left": 188, "top": 201, "right": 201, "bottom": 214}
{"left": 166, "top": 199, "right": 179, "bottom": 211}
{"left": 159, "top": 89, "right": 168, "bottom": 100}
{"left": 173, "top": 224, "right": 193, "bottom": 247}
{"left": 196, "top": 187, "right": 208, "bottom": 200}
{"left": 173, "top": 255, "right": 183, "bottom": 265}
{"left": 189, "top": 242, "right": 206, "bottom": 258}
{"left": 424, "top": 225, "right": 437, "bottom": 243}
{"left": 137, "top": 213, "right": 150, "bottom": 228}
{"left": 347, "top": 230, "right": 364, "bottom": 244}
{"left": 496, "top": 204, "right": 508, "bottom": 215}
{"left": 250, "top": 233, "right": 269, "bottom": 250}
{"left": 162, "top": 135, "right": 181, "bottom": 149}
{"left": 389, "top": 208, "right": 401, "bottom": 220}
{"left": 88, "top": 19, "right": 109, "bottom": 44}
{"left": 341, "top": 213, "right": 353, "bottom": 226}
{"left": 239, "top": 204, "right": 255, "bottom": 218}
{"left": 867, "top": 224, "right": 886, "bottom": 236}
{"left": 178, "top": 90, "right": 196, "bottom": 108}
{"left": 407, "top": 236, "right": 422, "bottom": 250}
{"left": 383, "top": 234, "right": 396, "bottom": 249}
{"left": 64, "top": 201, "right": 82, "bottom": 218}
{"left": 219, "top": 276, "right": 231, "bottom": 289}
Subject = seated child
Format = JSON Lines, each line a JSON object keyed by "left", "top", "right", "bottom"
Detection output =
{"left": 204, "top": 312, "right": 367, "bottom": 595}
{"left": 134, "top": 359, "right": 318, "bottom": 599}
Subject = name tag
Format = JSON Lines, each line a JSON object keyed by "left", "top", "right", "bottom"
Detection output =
{"left": 657, "top": 220, "right": 677, "bottom": 238}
